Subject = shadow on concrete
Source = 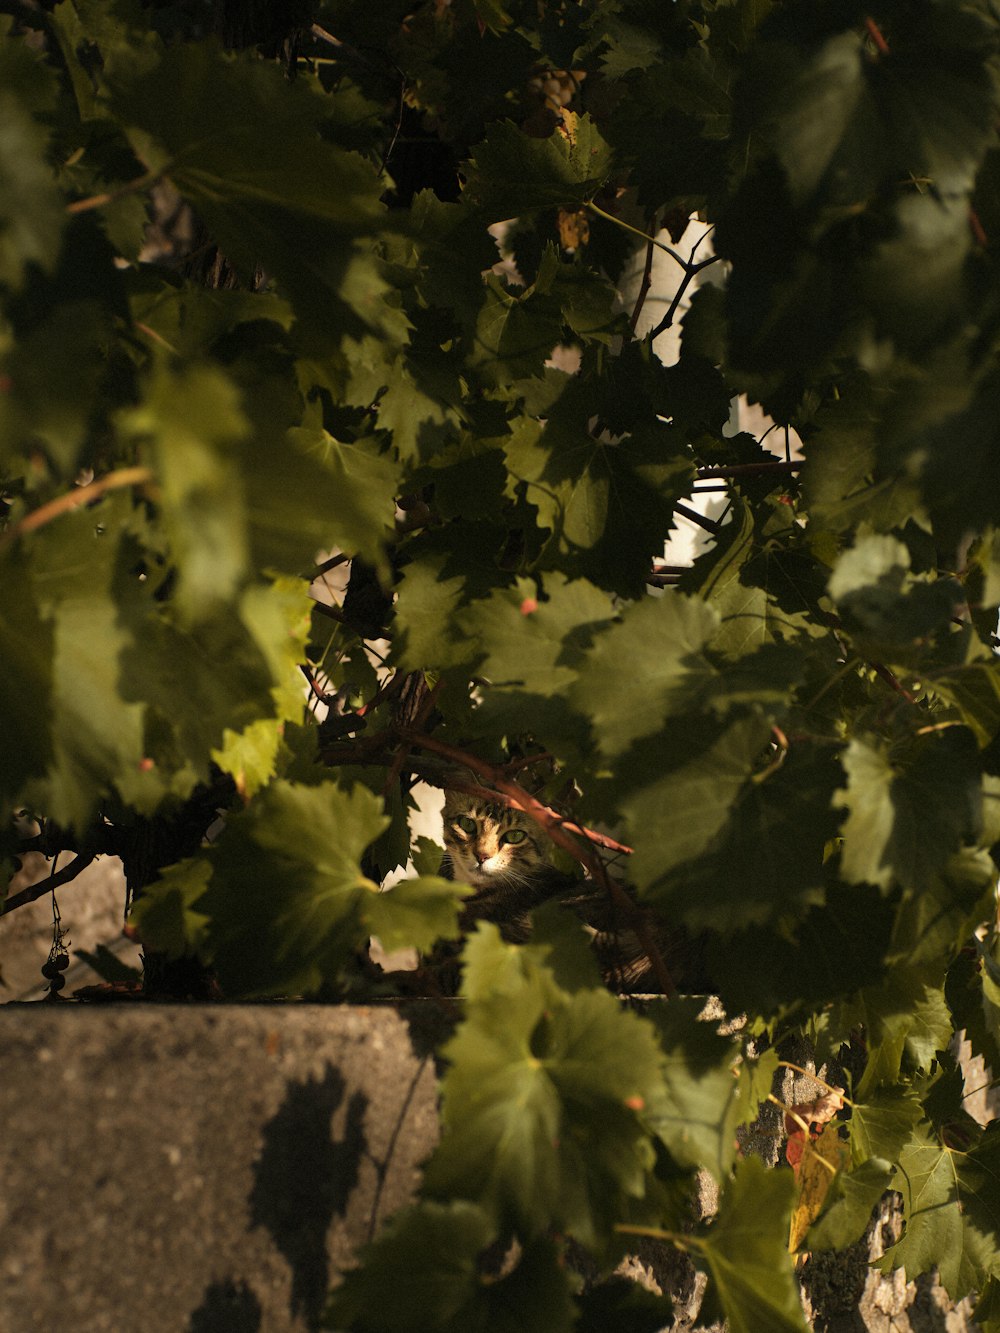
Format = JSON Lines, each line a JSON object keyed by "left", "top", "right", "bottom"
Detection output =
{"left": 187, "top": 1278, "right": 262, "bottom": 1333}
{"left": 250, "top": 1064, "right": 367, "bottom": 1330}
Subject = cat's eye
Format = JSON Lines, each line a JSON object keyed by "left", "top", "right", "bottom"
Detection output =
{"left": 456, "top": 815, "right": 477, "bottom": 835}
{"left": 501, "top": 829, "right": 526, "bottom": 845}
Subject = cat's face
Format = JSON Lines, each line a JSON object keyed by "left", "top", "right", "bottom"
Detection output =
{"left": 442, "top": 793, "right": 548, "bottom": 890}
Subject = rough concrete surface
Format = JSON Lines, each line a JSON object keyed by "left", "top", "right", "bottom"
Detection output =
{"left": 0, "top": 1005, "right": 439, "bottom": 1333}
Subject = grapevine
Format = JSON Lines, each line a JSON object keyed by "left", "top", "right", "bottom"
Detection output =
{"left": 2, "top": 1, "right": 1000, "bottom": 1328}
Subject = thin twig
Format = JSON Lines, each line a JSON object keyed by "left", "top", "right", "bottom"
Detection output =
{"left": 628, "top": 214, "right": 658, "bottom": 337}
{"left": 314, "top": 552, "right": 351, "bottom": 577}
{"left": 382, "top": 679, "right": 443, "bottom": 795}
{"left": 585, "top": 201, "right": 688, "bottom": 268}
{"left": 871, "top": 661, "right": 917, "bottom": 705}
{"left": 1, "top": 854, "right": 96, "bottom": 917}
{"left": 0, "top": 467, "right": 154, "bottom": 551}
{"left": 378, "top": 68, "right": 408, "bottom": 177}
{"left": 66, "top": 169, "right": 162, "bottom": 216}
{"left": 777, "top": 1061, "right": 855, "bottom": 1106}
{"left": 647, "top": 572, "right": 683, "bottom": 588}
{"left": 309, "top": 598, "right": 347, "bottom": 625}
{"left": 864, "top": 16, "right": 890, "bottom": 56}
{"left": 400, "top": 730, "right": 635, "bottom": 857}
{"left": 674, "top": 502, "right": 721, "bottom": 535}
{"left": 648, "top": 254, "right": 721, "bottom": 343}
{"left": 300, "top": 664, "right": 335, "bottom": 704}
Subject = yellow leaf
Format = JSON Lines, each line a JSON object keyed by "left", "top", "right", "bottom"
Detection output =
{"left": 788, "top": 1123, "right": 850, "bottom": 1252}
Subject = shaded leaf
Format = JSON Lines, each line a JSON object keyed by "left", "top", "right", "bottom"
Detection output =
{"left": 697, "top": 1156, "right": 808, "bottom": 1333}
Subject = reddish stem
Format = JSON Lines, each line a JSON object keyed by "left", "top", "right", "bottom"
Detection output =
{"left": 864, "top": 17, "right": 890, "bottom": 56}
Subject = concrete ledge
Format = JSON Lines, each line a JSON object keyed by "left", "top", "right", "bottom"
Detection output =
{"left": 0, "top": 1005, "right": 439, "bottom": 1333}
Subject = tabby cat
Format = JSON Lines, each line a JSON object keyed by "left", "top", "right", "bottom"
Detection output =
{"left": 439, "top": 789, "right": 704, "bottom": 992}
{"left": 441, "top": 792, "right": 569, "bottom": 941}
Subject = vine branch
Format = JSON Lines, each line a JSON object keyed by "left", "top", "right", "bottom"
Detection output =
{"left": 0, "top": 467, "right": 154, "bottom": 551}
{"left": 628, "top": 213, "right": 659, "bottom": 336}
{"left": 66, "top": 169, "right": 163, "bottom": 216}
{"left": 1, "top": 854, "right": 95, "bottom": 917}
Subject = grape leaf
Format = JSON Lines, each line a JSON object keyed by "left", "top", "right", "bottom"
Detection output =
{"left": 652, "top": 743, "right": 841, "bottom": 933}
{"left": 424, "top": 924, "right": 666, "bottom": 1249}
{"left": 363, "top": 875, "right": 470, "bottom": 954}
{"left": 643, "top": 998, "right": 749, "bottom": 1180}
{"left": 110, "top": 42, "right": 391, "bottom": 344}
{"left": 835, "top": 730, "right": 983, "bottom": 894}
{"left": 806, "top": 1156, "right": 895, "bottom": 1253}
{"left": 328, "top": 1201, "right": 577, "bottom": 1333}
{"left": 0, "top": 547, "right": 53, "bottom": 803}
{"left": 879, "top": 1121, "right": 1000, "bottom": 1301}
{"left": 285, "top": 421, "right": 401, "bottom": 576}
{"left": 24, "top": 503, "right": 146, "bottom": 828}
{"left": 0, "top": 25, "right": 63, "bottom": 290}
{"left": 828, "top": 528, "right": 961, "bottom": 663}
{"left": 738, "top": 8, "right": 999, "bottom": 207}
{"left": 463, "top": 116, "right": 613, "bottom": 222}
{"left": 122, "top": 360, "right": 251, "bottom": 622}
{"left": 621, "top": 715, "right": 773, "bottom": 901}
{"left": 572, "top": 594, "right": 719, "bottom": 757}
{"left": 129, "top": 856, "right": 213, "bottom": 959}
{"left": 849, "top": 1086, "right": 924, "bottom": 1166}
{"left": 696, "top": 1156, "right": 808, "bottom": 1333}
{"left": 191, "top": 780, "right": 388, "bottom": 997}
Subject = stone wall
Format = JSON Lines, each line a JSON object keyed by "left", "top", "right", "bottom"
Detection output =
{"left": 0, "top": 1005, "right": 439, "bottom": 1333}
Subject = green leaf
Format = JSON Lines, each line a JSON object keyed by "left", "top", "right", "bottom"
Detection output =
{"left": 850, "top": 1085, "right": 924, "bottom": 1165}
{"left": 573, "top": 594, "right": 719, "bottom": 758}
{"left": 739, "top": 9, "right": 999, "bottom": 208}
{"left": 463, "top": 116, "right": 613, "bottom": 222}
{"left": 328, "top": 1202, "right": 577, "bottom": 1333}
{"left": 196, "top": 780, "right": 388, "bottom": 997}
{"left": 652, "top": 744, "right": 841, "bottom": 933}
{"left": 682, "top": 497, "right": 830, "bottom": 659}
{"left": 122, "top": 360, "right": 251, "bottom": 621}
{"left": 392, "top": 554, "right": 473, "bottom": 675}
{"left": 621, "top": 715, "right": 774, "bottom": 901}
{"left": 879, "top": 1121, "right": 1000, "bottom": 1301}
{"left": 929, "top": 663, "right": 1000, "bottom": 749}
{"left": 0, "top": 25, "right": 63, "bottom": 290}
{"left": 129, "top": 856, "right": 213, "bottom": 959}
{"left": 828, "top": 528, "right": 961, "bottom": 662}
{"left": 285, "top": 421, "right": 401, "bottom": 576}
{"left": 806, "top": 1156, "right": 895, "bottom": 1252}
{"left": 697, "top": 1156, "right": 808, "bottom": 1333}
{"left": 644, "top": 998, "right": 753, "bottom": 1180}
{"left": 0, "top": 546, "right": 53, "bottom": 804}
{"left": 0, "top": 292, "right": 114, "bottom": 476}
{"left": 25, "top": 502, "right": 146, "bottom": 828}
{"left": 363, "top": 875, "right": 471, "bottom": 954}
{"left": 470, "top": 274, "right": 565, "bottom": 385}
{"left": 110, "top": 42, "right": 390, "bottom": 345}
{"left": 835, "top": 730, "right": 983, "bottom": 894}
{"left": 455, "top": 572, "right": 614, "bottom": 747}
{"left": 847, "top": 972, "right": 954, "bottom": 1094}
{"left": 424, "top": 924, "right": 666, "bottom": 1248}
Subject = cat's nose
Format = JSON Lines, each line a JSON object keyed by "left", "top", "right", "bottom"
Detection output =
{"left": 474, "top": 850, "right": 489, "bottom": 864}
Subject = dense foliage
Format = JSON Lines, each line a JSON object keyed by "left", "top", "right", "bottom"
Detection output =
{"left": 4, "top": 0, "right": 1000, "bottom": 1327}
